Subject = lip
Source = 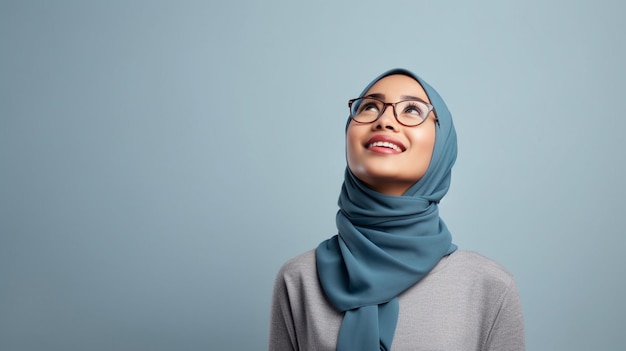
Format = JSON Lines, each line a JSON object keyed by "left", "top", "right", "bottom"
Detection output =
{"left": 365, "top": 134, "right": 406, "bottom": 153}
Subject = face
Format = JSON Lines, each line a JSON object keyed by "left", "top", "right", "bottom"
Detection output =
{"left": 346, "top": 74, "right": 436, "bottom": 196}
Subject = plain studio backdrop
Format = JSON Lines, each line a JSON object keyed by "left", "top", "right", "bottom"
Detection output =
{"left": 1, "top": 1, "right": 625, "bottom": 350}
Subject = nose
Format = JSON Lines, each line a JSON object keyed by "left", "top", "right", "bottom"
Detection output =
{"left": 373, "top": 103, "right": 399, "bottom": 131}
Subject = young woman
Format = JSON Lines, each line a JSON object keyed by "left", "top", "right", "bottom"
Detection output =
{"left": 268, "top": 69, "right": 525, "bottom": 351}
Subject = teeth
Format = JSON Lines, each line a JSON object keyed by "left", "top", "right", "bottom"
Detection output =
{"left": 369, "top": 141, "right": 402, "bottom": 152}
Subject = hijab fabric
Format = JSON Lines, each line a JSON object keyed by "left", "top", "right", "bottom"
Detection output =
{"left": 316, "top": 68, "right": 458, "bottom": 351}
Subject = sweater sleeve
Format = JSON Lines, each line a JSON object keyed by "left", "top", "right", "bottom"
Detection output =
{"left": 483, "top": 278, "right": 526, "bottom": 351}
{"left": 268, "top": 266, "right": 298, "bottom": 351}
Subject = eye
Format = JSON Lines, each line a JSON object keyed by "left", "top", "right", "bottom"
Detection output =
{"left": 402, "top": 102, "right": 425, "bottom": 116}
{"left": 357, "top": 100, "right": 381, "bottom": 114}
{"left": 363, "top": 103, "right": 379, "bottom": 111}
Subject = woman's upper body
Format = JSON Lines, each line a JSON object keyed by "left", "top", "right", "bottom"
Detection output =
{"left": 268, "top": 69, "right": 525, "bottom": 350}
{"left": 269, "top": 249, "right": 524, "bottom": 351}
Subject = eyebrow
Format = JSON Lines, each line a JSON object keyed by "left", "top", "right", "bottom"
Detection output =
{"left": 365, "top": 93, "right": 428, "bottom": 103}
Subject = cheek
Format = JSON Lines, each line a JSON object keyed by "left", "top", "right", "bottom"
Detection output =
{"left": 407, "top": 126, "right": 436, "bottom": 173}
{"left": 422, "top": 131, "right": 436, "bottom": 155}
{"left": 345, "top": 127, "right": 359, "bottom": 169}
{"left": 346, "top": 124, "right": 372, "bottom": 176}
{"left": 411, "top": 121, "right": 436, "bottom": 148}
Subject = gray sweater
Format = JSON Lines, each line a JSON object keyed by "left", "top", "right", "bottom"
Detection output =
{"left": 269, "top": 250, "right": 525, "bottom": 351}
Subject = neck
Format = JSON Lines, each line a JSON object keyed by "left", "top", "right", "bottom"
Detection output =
{"left": 363, "top": 180, "right": 412, "bottom": 196}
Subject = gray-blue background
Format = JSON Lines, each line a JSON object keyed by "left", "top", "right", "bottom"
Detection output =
{"left": 2, "top": 0, "right": 625, "bottom": 350}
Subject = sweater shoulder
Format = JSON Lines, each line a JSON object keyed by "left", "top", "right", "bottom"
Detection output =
{"left": 276, "top": 249, "right": 317, "bottom": 281}
{"left": 447, "top": 250, "right": 516, "bottom": 287}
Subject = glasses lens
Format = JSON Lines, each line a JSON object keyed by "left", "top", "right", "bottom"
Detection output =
{"left": 350, "top": 98, "right": 383, "bottom": 123}
{"left": 396, "top": 100, "right": 430, "bottom": 126}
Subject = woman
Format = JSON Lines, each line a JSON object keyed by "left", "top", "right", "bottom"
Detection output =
{"left": 268, "top": 69, "right": 525, "bottom": 351}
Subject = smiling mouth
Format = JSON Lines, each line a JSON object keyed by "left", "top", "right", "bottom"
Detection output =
{"left": 366, "top": 141, "right": 403, "bottom": 153}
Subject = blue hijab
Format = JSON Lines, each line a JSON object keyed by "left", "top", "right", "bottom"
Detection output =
{"left": 316, "top": 68, "right": 458, "bottom": 351}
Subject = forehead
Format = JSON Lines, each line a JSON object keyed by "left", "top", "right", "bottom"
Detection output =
{"left": 364, "top": 74, "right": 430, "bottom": 102}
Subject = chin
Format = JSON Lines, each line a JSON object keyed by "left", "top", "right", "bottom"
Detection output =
{"left": 352, "top": 165, "right": 425, "bottom": 191}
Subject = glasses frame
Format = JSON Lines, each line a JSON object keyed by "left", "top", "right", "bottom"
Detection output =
{"left": 348, "top": 96, "right": 437, "bottom": 127}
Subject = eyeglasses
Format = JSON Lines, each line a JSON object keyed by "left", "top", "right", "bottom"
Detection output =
{"left": 348, "top": 96, "right": 435, "bottom": 127}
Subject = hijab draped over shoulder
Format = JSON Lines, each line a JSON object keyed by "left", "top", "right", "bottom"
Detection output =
{"left": 316, "top": 68, "right": 458, "bottom": 351}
